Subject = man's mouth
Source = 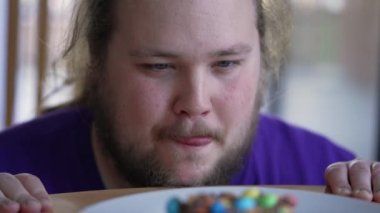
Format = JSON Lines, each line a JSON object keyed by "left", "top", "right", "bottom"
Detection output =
{"left": 174, "top": 136, "right": 213, "bottom": 147}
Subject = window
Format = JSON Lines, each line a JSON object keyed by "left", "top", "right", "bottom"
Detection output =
{"left": 2, "top": 0, "right": 74, "bottom": 129}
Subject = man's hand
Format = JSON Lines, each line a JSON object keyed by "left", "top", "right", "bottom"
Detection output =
{"left": 325, "top": 159, "right": 380, "bottom": 202}
{"left": 0, "top": 173, "right": 53, "bottom": 213}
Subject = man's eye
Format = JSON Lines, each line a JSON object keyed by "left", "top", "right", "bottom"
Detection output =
{"left": 142, "top": 63, "right": 172, "bottom": 71}
{"left": 213, "top": 60, "right": 242, "bottom": 69}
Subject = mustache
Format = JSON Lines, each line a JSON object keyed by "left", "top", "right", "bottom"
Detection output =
{"left": 154, "top": 120, "right": 224, "bottom": 143}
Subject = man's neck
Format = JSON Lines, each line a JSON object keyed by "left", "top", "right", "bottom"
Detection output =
{"left": 91, "top": 126, "right": 130, "bottom": 189}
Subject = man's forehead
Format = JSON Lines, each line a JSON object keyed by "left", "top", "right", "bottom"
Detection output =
{"left": 111, "top": 0, "right": 259, "bottom": 58}
{"left": 115, "top": 0, "right": 258, "bottom": 35}
{"left": 118, "top": 0, "right": 257, "bottom": 20}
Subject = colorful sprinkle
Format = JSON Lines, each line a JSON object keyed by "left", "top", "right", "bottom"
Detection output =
{"left": 258, "top": 193, "right": 279, "bottom": 209}
{"left": 278, "top": 206, "right": 293, "bottom": 213}
{"left": 166, "top": 197, "right": 180, "bottom": 213}
{"left": 282, "top": 195, "right": 298, "bottom": 206}
{"left": 210, "top": 200, "right": 226, "bottom": 213}
{"left": 242, "top": 188, "right": 260, "bottom": 199}
{"left": 166, "top": 188, "right": 296, "bottom": 213}
{"left": 234, "top": 197, "right": 257, "bottom": 210}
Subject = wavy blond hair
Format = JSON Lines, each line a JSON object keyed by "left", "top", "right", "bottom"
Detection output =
{"left": 61, "top": 0, "right": 291, "bottom": 106}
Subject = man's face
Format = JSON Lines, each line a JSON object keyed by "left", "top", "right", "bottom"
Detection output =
{"left": 94, "top": 0, "right": 262, "bottom": 186}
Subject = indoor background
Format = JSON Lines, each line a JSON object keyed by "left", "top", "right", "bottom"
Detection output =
{"left": 0, "top": 0, "right": 379, "bottom": 160}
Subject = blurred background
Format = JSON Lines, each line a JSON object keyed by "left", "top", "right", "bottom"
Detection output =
{"left": 0, "top": 0, "right": 379, "bottom": 160}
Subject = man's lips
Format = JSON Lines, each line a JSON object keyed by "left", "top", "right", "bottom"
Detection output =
{"left": 174, "top": 136, "right": 213, "bottom": 147}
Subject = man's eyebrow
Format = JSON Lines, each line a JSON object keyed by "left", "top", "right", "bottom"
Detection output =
{"left": 128, "top": 43, "right": 253, "bottom": 58}
{"left": 129, "top": 49, "right": 179, "bottom": 58}
{"left": 210, "top": 43, "right": 253, "bottom": 57}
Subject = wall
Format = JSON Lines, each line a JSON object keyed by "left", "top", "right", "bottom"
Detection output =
{"left": 0, "top": 1, "right": 8, "bottom": 130}
{"left": 269, "top": 0, "right": 380, "bottom": 160}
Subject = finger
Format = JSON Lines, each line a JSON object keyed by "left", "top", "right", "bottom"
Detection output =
{"left": 0, "top": 190, "right": 20, "bottom": 213}
{"left": 324, "top": 162, "right": 352, "bottom": 196}
{"left": 15, "top": 174, "right": 53, "bottom": 212}
{"left": 0, "top": 173, "right": 42, "bottom": 213}
{"left": 372, "top": 162, "right": 380, "bottom": 202}
{"left": 348, "top": 160, "right": 373, "bottom": 201}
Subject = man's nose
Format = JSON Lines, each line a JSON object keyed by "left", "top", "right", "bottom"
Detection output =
{"left": 173, "top": 69, "right": 211, "bottom": 118}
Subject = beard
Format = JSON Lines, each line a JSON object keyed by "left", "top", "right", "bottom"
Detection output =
{"left": 90, "top": 86, "right": 262, "bottom": 187}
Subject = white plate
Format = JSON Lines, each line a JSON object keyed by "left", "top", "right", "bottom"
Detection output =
{"left": 81, "top": 186, "right": 380, "bottom": 213}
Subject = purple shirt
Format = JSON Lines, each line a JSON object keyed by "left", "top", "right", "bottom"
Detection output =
{"left": 0, "top": 108, "right": 355, "bottom": 194}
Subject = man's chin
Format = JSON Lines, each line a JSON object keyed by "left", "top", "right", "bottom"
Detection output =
{"left": 165, "top": 163, "right": 215, "bottom": 186}
{"left": 167, "top": 174, "right": 207, "bottom": 187}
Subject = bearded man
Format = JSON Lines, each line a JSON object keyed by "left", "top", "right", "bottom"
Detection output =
{"left": 0, "top": 0, "right": 379, "bottom": 212}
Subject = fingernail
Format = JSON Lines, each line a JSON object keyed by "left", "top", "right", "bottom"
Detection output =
{"left": 23, "top": 199, "right": 40, "bottom": 208}
{"left": 354, "top": 189, "right": 371, "bottom": 194}
{"left": 372, "top": 162, "right": 380, "bottom": 169}
{"left": 41, "top": 198, "right": 53, "bottom": 208}
{"left": 0, "top": 199, "right": 17, "bottom": 207}
{"left": 0, "top": 200, "right": 19, "bottom": 212}
{"left": 338, "top": 187, "right": 352, "bottom": 195}
{"left": 353, "top": 189, "right": 373, "bottom": 200}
